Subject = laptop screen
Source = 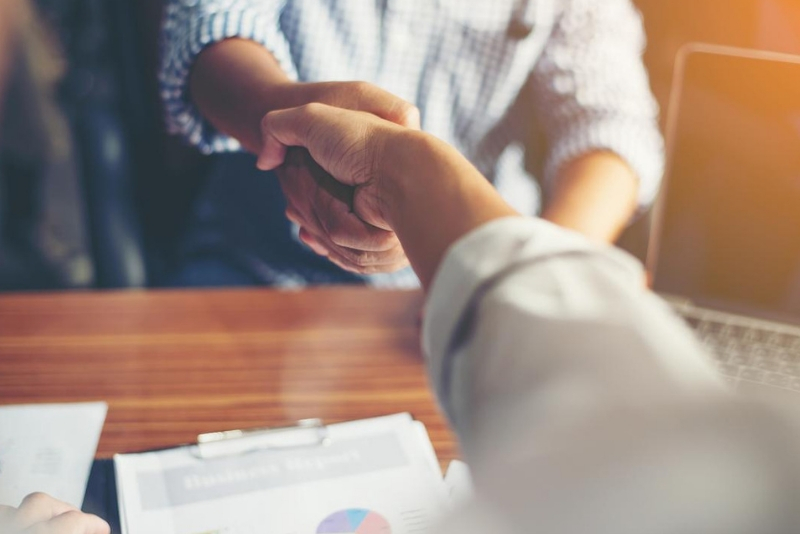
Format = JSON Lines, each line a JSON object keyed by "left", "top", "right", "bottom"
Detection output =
{"left": 652, "top": 47, "right": 800, "bottom": 324}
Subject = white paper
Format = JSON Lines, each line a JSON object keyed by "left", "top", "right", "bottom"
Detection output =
{"left": 115, "top": 413, "right": 448, "bottom": 534}
{"left": 0, "top": 402, "right": 107, "bottom": 507}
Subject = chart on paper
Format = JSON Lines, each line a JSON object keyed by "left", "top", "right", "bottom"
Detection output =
{"left": 317, "top": 509, "right": 391, "bottom": 534}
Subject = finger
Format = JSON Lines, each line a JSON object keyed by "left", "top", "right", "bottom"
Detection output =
{"left": 303, "top": 220, "right": 409, "bottom": 271}
{"left": 322, "top": 210, "right": 398, "bottom": 252}
{"left": 278, "top": 167, "right": 329, "bottom": 240}
{"left": 25, "top": 510, "right": 109, "bottom": 534}
{"left": 324, "top": 239, "right": 409, "bottom": 270}
{"left": 298, "top": 227, "right": 330, "bottom": 256}
{"left": 314, "top": 187, "right": 398, "bottom": 252}
{"left": 325, "top": 245, "right": 411, "bottom": 275}
{"left": 258, "top": 104, "right": 330, "bottom": 172}
{"left": 351, "top": 84, "right": 421, "bottom": 130}
{"left": 284, "top": 207, "right": 304, "bottom": 227}
{"left": 256, "top": 129, "right": 288, "bottom": 171}
{"left": 13, "top": 494, "right": 76, "bottom": 530}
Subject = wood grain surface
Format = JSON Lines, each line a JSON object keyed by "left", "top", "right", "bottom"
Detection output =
{"left": 0, "top": 288, "right": 457, "bottom": 469}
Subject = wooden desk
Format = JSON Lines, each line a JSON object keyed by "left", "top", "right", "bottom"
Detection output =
{"left": 0, "top": 288, "right": 457, "bottom": 468}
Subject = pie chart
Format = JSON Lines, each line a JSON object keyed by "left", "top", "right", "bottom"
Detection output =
{"left": 316, "top": 509, "right": 391, "bottom": 534}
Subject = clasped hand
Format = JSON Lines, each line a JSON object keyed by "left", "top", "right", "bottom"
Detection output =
{"left": 258, "top": 82, "right": 419, "bottom": 275}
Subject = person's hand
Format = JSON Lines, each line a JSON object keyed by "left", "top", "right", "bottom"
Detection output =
{"left": 259, "top": 103, "right": 519, "bottom": 290}
{"left": 259, "top": 82, "right": 419, "bottom": 274}
{"left": 259, "top": 103, "right": 406, "bottom": 233}
{"left": 0, "top": 493, "right": 109, "bottom": 534}
{"left": 275, "top": 146, "right": 408, "bottom": 274}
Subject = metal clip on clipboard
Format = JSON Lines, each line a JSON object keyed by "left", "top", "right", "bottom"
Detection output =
{"left": 193, "top": 418, "right": 330, "bottom": 459}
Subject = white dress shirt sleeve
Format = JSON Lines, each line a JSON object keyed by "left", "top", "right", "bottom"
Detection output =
{"left": 424, "top": 217, "right": 800, "bottom": 534}
{"left": 160, "top": 0, "right": 298, "bottom": 154}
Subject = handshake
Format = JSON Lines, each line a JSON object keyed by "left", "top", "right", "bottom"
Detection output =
{"left": 255, "top": 81, "right": 423, "bottom": 276}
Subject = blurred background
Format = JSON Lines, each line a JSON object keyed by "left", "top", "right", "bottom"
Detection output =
{"left": 0, "top": 0, "right": 797, "bottom": 292}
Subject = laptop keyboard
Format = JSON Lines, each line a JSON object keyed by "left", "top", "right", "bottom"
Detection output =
{"left": 683, "top": 315, "right": 800, "bottom": 393}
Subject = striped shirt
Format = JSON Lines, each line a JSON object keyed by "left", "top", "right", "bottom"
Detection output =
{"left": 160, "top": 0, "right": 664, "bottom": 288}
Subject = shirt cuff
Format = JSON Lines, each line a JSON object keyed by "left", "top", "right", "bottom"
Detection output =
{"left": 160, "top": 3, "right": 299, "bottom": 154}
{"left": 543, "top": 117, "right": 666, "bottom": 209}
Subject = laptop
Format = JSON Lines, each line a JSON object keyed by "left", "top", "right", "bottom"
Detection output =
{"left": 648, "top": 44, "right": 800, "bottom": 394}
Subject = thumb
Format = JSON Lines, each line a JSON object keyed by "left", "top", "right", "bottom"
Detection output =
{"left": 386, "top": 102, "right": 421, "bottom": 131}
{"left": 257, "top": 103, "right": 386, "bottom": 187}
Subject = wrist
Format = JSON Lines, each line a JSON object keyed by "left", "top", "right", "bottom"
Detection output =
{"left": 375, "top": 129, "right": 440, "bottom": 229}
{"left": 542, "top": 152, "right": 639, "bottom": 243}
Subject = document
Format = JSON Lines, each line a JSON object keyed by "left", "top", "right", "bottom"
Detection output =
{"left": 115, "top": 413, "right": 449, "bottom": 534}
{"left": 0, "top": 402, "right": 107, "bottom": 507}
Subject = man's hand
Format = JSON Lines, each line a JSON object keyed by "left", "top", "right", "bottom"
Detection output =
{"left": 276, "top": 146, "right": 408, "bottom": 274}
{"left": 259, "top": 104, "right": 400, "bottom": 229}
{"left": 0, "top": 493, "right": 109, "bottom": 534}
{"left": 260, "top": 81, "right": 419, "bottom": 274}
{"left": 260, "top": 103, "right": 518, "bottom": 290}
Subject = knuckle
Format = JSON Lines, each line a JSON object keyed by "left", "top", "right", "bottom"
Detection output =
{"left": 300, "top": 102, "right": 326, "bottom": 116}
{"left": 22, "top": 492, "right": 50, "bottom": 507}
{"left": 351, "top": 81, "right": 384, "bottom": 111}
{"left": 402, "top": 104, "right": 421, "bottom": 127}
{"left": 297, "top": 103, "right": 327, "bottom": 135}
{"left": 348, "top": 80, "right": 373, "bottom": 97}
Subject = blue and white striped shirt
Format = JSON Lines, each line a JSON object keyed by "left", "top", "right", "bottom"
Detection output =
{"left": 160, "top": 0, "right": 664, "bottom": 287}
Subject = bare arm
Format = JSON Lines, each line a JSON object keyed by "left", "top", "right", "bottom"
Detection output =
{"left": 541, "top": 152, "right": 639, "bottom": 242}
{"left": 189, "top": 38, "right": 293, "bottom": 153}
{"left": 189, "top": 38, "right": 420, "bottom": 154}
{"left": 532, "top": 0, "right": 663, "bottom": 243}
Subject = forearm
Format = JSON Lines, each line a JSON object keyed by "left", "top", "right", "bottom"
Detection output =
{"left": 190, "top": 38, "right": 303, "bottom": 153}
{"left": 190, "top": 38, "right": 420, "bottom": 156}
{"left": 541, "top": 152, "right": 639, "bottom": 243}
{"left": 381, "top": 132, "right": 519, "bottom": 289}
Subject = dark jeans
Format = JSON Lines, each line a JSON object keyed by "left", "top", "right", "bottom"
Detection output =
{"left": 166, "top": 153, "right": 365, "bottom": 288}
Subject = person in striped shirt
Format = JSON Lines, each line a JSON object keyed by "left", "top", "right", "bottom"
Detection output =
{"left": 159, "top": 0, "right": 664, "bottom": 288}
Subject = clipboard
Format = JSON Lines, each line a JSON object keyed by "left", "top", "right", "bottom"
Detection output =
{"left": 113, "top": 413, "right": 449, "bottom": 534}
{"left": 194, "top": 418, "right": 330, "bottom": 459}
{"left": 83, "top": 419, "right": 328, "bottom": 534}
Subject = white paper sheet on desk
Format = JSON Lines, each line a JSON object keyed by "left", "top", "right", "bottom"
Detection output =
{"left": 115, "top": 413, "right": 448, "bottom": 534}
{"left": 0, "top": 402, "right": 107, "bottom": 507}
